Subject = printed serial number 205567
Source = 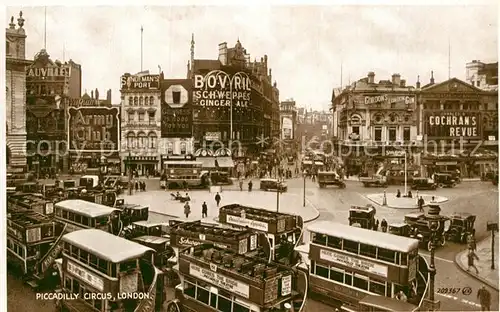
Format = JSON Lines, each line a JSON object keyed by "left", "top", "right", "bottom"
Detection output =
{"left": 437, "top": 288, "right": 461, "bottom": 294}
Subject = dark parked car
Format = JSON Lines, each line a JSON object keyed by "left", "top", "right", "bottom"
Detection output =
{"left": 318, "top": 171, "right": 346, "bottom": 188}
{"left": 411, "top": 177, "right": 437, "bottom": 190}
{"left": 445, "top": 213, "right": 476, "bottom": 244}
{"left": 433, "top": 173, "right": 457, "bottom": 188}
{"left": 260, "top": 178, "right": 288, "bottom": 192}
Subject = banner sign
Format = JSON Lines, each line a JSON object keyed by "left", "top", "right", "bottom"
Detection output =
{"left": 67, "top": 106, "right": 120, "bottom": 152}
{"left": 424, "top": 111, "right": 480, "bottom": 138}
{"left": 364, "top": 94, "right": 415, "bottom": 105}
{"left": 320, "top": 249, "right": 388, "bottom": 278}
{"left": 193, "top": 71, "right": 251, "bottom": 108}
{"left": 161, "top": 79, "right": 192, "bottom": 138}
{"left": 189, "top": 263, "right": 250, "bottom": 298}
{"left": 226, "top": 215, "right": 269, "bottom": 232}
{"left": 120, "top": 74, "right": 160, "bottom": 90}
{"left": 65, "top": 97, "right": 103, "bottom": 108}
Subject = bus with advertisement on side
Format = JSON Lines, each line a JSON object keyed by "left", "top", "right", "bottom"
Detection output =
{"left": 165, "top": 243, "right": 307, "bottom": 312}
{"left": 56, "top": 229, "right": 165, "bottom": 312}
{"left": 161, "top": 155, "right": 208, "bottom": 189}
{"left": 294, "top": 221, "right": 431, "bottom": 312}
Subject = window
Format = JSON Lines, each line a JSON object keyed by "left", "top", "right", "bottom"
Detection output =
{"left": 6, "top": 41, "right": 10, "bottom": 55}
{"left": 378, "top": 248, "right": 396, "bottom": 263}
{"left": 127, "top": 133, "right": 135, "bottom": 149}
{"left": 370, "top": 279, "right": 386, "bottom": 296}
{"left": 148, "top": 112, "right": 155, "bottom": 124}
{"left": 389, "top": 127, "right": 397, "bottom": 141}
{"left": 400, "top": 252, "right": 408, "bottom": 265}
{"left": 167, "top": 143, "right": 173, "bottom": 155}
{"left": 217, "top": 295, "right": 232, "bottom": 311}
{"left": 180, "top": 142, "right": 187, "bottom": 154}
{"left": 149, "top": 96, "right": 154, "bottom": 105}
{"left": 391, "top": 102, "right": 396, "bottom": 109}
{"left": 327, "top": 236, "right": 342, "bottom": 249}
{"left": 312, "top": 233, "right": 327, "bottom": 246}
{"left": 138, "top": 113, "right": 145, "bottom": 122}
{"left": 184, "top": 281, "right": 195, "bottom": 298}
{"left": 172, "top": 91, "right": 181, "bottom": 104}
{"left": 144, "top": 97, "right": 149, "bottom": 105}
{"left": 196, "top": 282, "right": 210, "bottom": 305}
{"left": 374, "top": 127, "right": 382, "bottom": 141}
{"left": 64, "top": 277, "right": 72, "bottom": 291}
{"left": 329, "top": 267, "right": 344, "bottom": 283}
{"left": 403, "top": 127, "right": 411, "bottom": 141}
{"left": 90, "top": 254, "right": 98, "bottom": 268}
{"left": 471, "top": 81, "right": 475, "bottom": 86}
{"left": 352, "top": 126, "right": 359, "bottom": 135}
{"left": 344, "top": 271, "right": 353, "bottom": 286}
{"left": 139, "top": 97, "right": 143, "bottom": 105}
{"left": 134, "top": 97, "right": 138, "bottom": 105}
{"left": 315, "top": 264, "right": 329, "bottom": 278}
{"left": 120, "top": 260, "right": 136, "bottom": 272}
{"left": 477, "top": 81, "right": 481, "bottom": 87}
{"left": 359, "top": 244, "right": 377, "bottom": 258}
{"left": 128, "top": 112, "right": 135, "bottom": 122}
{"left": 343, "top": 240, "right": 359, "bottom": 254}
{"left": 353, "top": 274, "right": 369, "bottom": 291}
{"left": 233, "top": 303, "right": 250, "bottom": 312}
{"left": 210, "top": 293, "right": 217, "bottom": 309}
{"left": 149, "top": 134, "right": 157, "bottom": 149}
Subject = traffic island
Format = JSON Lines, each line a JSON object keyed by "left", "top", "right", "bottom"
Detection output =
{"left": 120, "top": 190, "right": 320, "bottom": 223}
{"left": 365, "top": 193, "right": 448, "bottom": 209}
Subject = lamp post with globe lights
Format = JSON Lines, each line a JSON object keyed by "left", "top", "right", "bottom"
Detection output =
{"left": 425, "top": 204, "right": 442, "bottom": 311}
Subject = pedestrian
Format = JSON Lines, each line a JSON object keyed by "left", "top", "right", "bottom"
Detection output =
{"left": 418, "top": 196, "right": 425, "bottom": 212}
{"left": 239, "top": 179, "right": 244, "bottom": 191}
{"left": 185, "top": 192, "right": 191, "bottom": 202}
{"left": 184, "top": 201, "right": 191, "bottom": 219}
{"left": 248, "top": 180, "right": 253, "bottom": 192}
{"left": 381, "top": 219, "right": 388, "bottom": 233}
{"left": 408, "top": 190, "right": 413, "bottom": 198}
{"left": 477, "top": 285, "right": 491, "bottom": 311}
{"left": 468, "top": 229, "right": 477, "bottom": 251}
{"left": 467, "top": 249, "right": 480, "bottom": 274}
{"left": 396, "top": 189, "right": 401, "bottom": 198}
{"left": 431, "top": 196, "right": 435, "bottom": 203}
{"left": 135, "top": 181, "right": 139, "bottom": 192}
{"left": 215, "top": 192, "right": 221, "bottom": 207}
{"left": 201, "top": 201, "right": 208, "bottom": 218}
{"left": 183, "top": 180, "right": 188, "bottom": 191}
{"left": 373, "top": 219, "right": 379, "bottom": 231}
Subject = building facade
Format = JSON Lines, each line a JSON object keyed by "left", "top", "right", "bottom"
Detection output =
{"left": 120, "top": 71, "right": 161, "bottom": 175}
{"left": 418, "top": 76, "right": 498, "bottom": 178}
{"left": 6, "top": 12, "right": 30, "bottom": 170}
{"left": 280, "top": 99, "right": 297, "bottom": 141}
{"left": 25, "top": 48, "right": 83, "bottom": 175}
{"left": 331, "top": 72, "right": 419, "bottom": 175}
{"left": 296, "top": 109, "right": 332, "bottom": 147}
{"left": 465, "top": 60, "right": 498, "bottom": 91}
{"left": 189, "top": 37, "right": 281, "bottom": 158}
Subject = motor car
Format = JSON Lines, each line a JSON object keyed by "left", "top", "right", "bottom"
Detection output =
{"left": 348, "top": 205, "right": 376, "bottom": 229}
{"left": 411, "top": 177, "right": 437, "bottom": 190}
{"left": 388, "top": 223, "right": 412, "bottom": 237}
{"left": 318, "top": 171, "right": 346, "bottom": 188}
{"left": 433, "top": 173, "right": 457, "bottom": 188}
{"left": 445, "top": 213, "right": 476, "bottom": 243}
{"left": 404, "top": 211, "right": 450, "bottom": 251}
{"left": 259, "top": 178, "right": 288, "bottom": 192}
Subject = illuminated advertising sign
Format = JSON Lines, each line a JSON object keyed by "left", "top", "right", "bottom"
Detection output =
{"left": 424, "top": 111, "right": 480, "bottom": 138}
{"left": 193, "top": 71, "right": 251, "bottom": 108}
{"left": 161, "top": 79, "right": 192, "bottom": 138}
{"left": 67, "top": 106, "right": 120, "bottom": 152}
{"left": 120, "top": 74, "right": 160, "bottom": 90}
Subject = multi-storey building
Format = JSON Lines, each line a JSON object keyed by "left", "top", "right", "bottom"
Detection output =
{"left": 465, "top": 60, "right": 498, "bottom": 91}
{"left": 25, "top": 48, "right": 82, "bottom": 175}
{"left": 120, "top": 71, "right": 161, "bottom": 176}
{"left": 6, "top": 12, "right": 30, "bottom": 170}
{"left": 189, "top": 37, "right": 281, "bottom": 158}
{"left": 418, "top": 73, "right": 498, "bottom": 178}
{"left": 331, "top": 72, "right": 419, "bottom": 175}
{"left": 280, "top": 99, "right": 297, "bottom": 140}
{"left": 296, "top": 108, "right": 333, "bottom": 148}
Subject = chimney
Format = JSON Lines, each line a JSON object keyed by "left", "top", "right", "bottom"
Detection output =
{"left": 367, "top": 72, "right": 375, "bottom": 84}
{"left": 416, "top": 75, "right": 421, "bottom": 89}
{"left": 269, "top": 69, "right": 272, "bottom": 82}
{"left": 391, "top": 73, "right": 401, "bottom": 86}
{"left": 264, "top": 55, "right": 268, "bottom": 65}
{"left": 400, "top": 79, "right": 406, "bottom": 87}
{"left": 218, "top": 42, "right": 228, "bottom": 65}
{"left": 430, "top": 71, "right": 435, "bottom": 84}
{"left": 106, "top": 89, "right": 112, "bottom": 103}
{"left": 91, "top": 90, "right": 94, "bottom": 99}
{"left": 95, "top": 88, "right": 99, "bottom": 100}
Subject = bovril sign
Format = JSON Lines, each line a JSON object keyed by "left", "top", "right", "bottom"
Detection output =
{"left": 365, "top": 94, "right": 415, "bottom": 105}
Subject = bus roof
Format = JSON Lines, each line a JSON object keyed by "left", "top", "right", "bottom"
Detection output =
{"left": 359, "top": 294, "right": 418, "bottom": 312}
{"left": 133, "top": 220, "right": 166, "bottom": 228}
{"left": 63, "top": 229, "right": 153, "bottom": 263}
{"left": 133, "top": 235, "right": 169, "bottom": 245}
{"left": 55, "top": 199, "right": 119, "bottom": 218}
{"left": 307, "top": 221, "right": 419, "bottom": 252}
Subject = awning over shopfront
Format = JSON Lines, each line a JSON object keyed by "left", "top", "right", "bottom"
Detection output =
{"left": 198, "top": 157, "right": 216, "bottom": 169}
{"left": 216, "top": 157, "right": 235, "bottom": 168}
{"left": 126, "top": 156, "right": 158, "bottom": 163}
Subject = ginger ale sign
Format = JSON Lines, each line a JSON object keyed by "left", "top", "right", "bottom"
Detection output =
{"left": 193, "top": 71, "right": 252, "bottom": 108}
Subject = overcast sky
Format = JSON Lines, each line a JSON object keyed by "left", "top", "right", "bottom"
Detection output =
{"left": 6, "top": 4, "right": 498, "bottom": 110}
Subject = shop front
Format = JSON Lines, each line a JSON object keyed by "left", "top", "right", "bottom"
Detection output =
{"left": 124, "top": 156, "right": 159, "bottom": 177}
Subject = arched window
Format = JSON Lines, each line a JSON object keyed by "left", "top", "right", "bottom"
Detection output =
{"left": 144, "top": 96, "right": 149, "bottom": 105}
{"left": 128, "top": 96, "right": 133, "bottom": 106}
{"left": 373, "top": 113, "right": 384, "bottom": 124}
{"left": 180, "top": 142, "right": 187, "bottom": 154}
{"left": 138, "top": 132, "right": 147, "bottom": 148}
{"left": 148, "top": 132, "right": 157, "bottom": 149}
{"left": 350, "top": 114, "right": 361, "bottom": 124}
{"left": 167, "top": 142, "right": 174, "bottom": 155}
{"left": 126, "top": 132, "right": 135, "bottom": 149}
{"left": 134, "top": 97, "right": 138, "bottom": 105}
{"left": 139, "top": 96, "right": 143, "bottom": 106}
{"left": 150, "top": 96, "right": 154, "bottom": 106}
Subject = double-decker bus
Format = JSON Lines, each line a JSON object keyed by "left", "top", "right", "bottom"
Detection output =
{"left": 166, "top": 243, "right": 306, "bottom": 312}
{"left": 57, "top": 229, "right": 164, "bottom": 312}
{"left": 6, "top": 205, "right": 65, "bottom": 288}
{"left": 294, "top": 221, "right": 430, "bottom": 311}
{"left": 7, "top": 193, "right": 55, "bottom": 216}
{"left": 161, "top": 160, "right": 207, "bottom": 189}
{"left": 218, "top": 204, "right": 304, "bottom": 265}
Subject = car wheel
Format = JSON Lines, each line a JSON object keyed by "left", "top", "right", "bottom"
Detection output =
{"left": 438, "top": 183, "right": 444, "bottom": 188}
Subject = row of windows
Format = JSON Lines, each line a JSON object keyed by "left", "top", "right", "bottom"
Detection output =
{"left": 128, "top": 96, "right": 157, "bottom": 106}
{"left": 127, "top": 111, "right": 156, "bottom": 122}
{"left": 311, "top": 233, "right": 417, "bottom": 266}
{"left": 126, "top": 136, "right": 158, "bottom": 150}
{"left": 7, "top": 238, "right": 25, "bottom": 258}
{"left": 310, "top": 260, "right": 408, "bottom": 298}
{"left": 351, "top": 126, "right": 411, "bottom": 141}
{"left": 64, "top": 276, "right": 103, "bottom": 311}
{"left": 184, "top": 279, "right": 257, "bottom": 312}
{"left": 63, "top": 242, "right": 137, "bottom": 277}
{"left": 55, "top": 207, "right": 109, "bottom": 229}
{"left": 27, "top": 84, "right": 65, "bottom": 96}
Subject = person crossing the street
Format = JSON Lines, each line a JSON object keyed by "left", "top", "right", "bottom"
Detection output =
{"left": 239, "top": 179, "right": 244, "bottom": 191}
{"left": 215, "top": 192, "right": 221, "bottom": 207}
{"left": 477, "top": 285, "right": 491, "bottom": 311}
{"left": 467, "top": 248, "right": 480, "bottom": 274}
{"left": 201, "top": 201, "right": 208, "bottom": 218}
{"left": 381, "top": 219, "right": 388, "bottom": 233}
{"left": 184, "top": 201, "right": 191, "bottom": 219}
{"left": 418, "top": 196, "right": 425, "bottom": 212}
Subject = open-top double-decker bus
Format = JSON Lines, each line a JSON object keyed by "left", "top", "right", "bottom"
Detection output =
{"left": 7, "top": 193, "right": 55, "bottom": 216}
{"left": 6, "top": 205, "right": 65, "bottom": 289}
{"left": 218, "top": 204, "right": 304, "bottom": 265}
{"left": 294, "top": 221, "right": 430, "bottom": 311}
{"left": 56, "top": 229, "right": 164, "bottom": 312}
{"left": 166, "top": 243, "right": 307, "bottom": 312}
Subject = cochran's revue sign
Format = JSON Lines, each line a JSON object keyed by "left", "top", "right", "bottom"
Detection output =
{"left": 320, "top": 249, "right": 388, "bottom": 278}
{"left": 67, "top": 106, "right": 120, "bottom": 151}
{"left": 226, "top": 215, "right": 269, "bottom": 232}
{"left": 120, "top": 74, "right": 160, "bottom": 90}
{"left": 189, "top": 263, "right": 250, "bottom": 298}
{"left": 425, "top": 111, "right": 480, "bottom": 138}
{"left": 193, "top": 71, "right": 251, "bottom": 108}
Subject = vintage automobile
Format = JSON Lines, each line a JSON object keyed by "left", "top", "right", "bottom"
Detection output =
{"left": 411, "top": 177, "right": 437, "bottom": 190}
{"left": 404, "top": 211, "right": 450, "bottom": 251}
{"left": 445, "top": 213, "right": 476, "bottom": 244}
{"left": 79, "top": 175, "right": 100, "bottom": 190}
{"left": 433, "top": 173, "right": 457, "bottom": 188}
{"left": 388, "top": 223, "right": 412, "bottom": 237}
{"left": 318, "top": 171, "right": 346, "bottom": 188}
{"left": 209, "top": 171, "right": 231, "bottom": 185}
{"left": 348, "top": 205, "right": 376, "bottom": 230}
{"left": 359, "top": 175, "right": 388, "bottom": 187}
{"left": 260, "top": 178, "right": 288, "bottom": 192}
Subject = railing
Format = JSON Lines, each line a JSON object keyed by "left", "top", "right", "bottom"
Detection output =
{"left": 36, "top": 223, "right": 68, "bottom": 277}
{"left": 418, "top": 255, "right": 431, "bottom": 309}
{"left": 134, "top": 266, "right": 160, "bottom": 312}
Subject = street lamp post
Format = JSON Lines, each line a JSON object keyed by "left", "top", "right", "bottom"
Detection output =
{"left": 276, "top": 179, "right": 280, "bottom": 212}
{"left": 128, "top": 150, "right": 133, "bottom": 196}
{"left": 425, "top": 204, "right": 442, "bottom": 311}
{"left": 404, "top": 150, "right": 408, "bottom": 196}
{"left": 303, "top": 170, "right": 307, "bottom": 207}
